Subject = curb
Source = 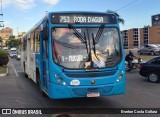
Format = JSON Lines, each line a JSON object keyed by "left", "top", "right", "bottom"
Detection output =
{"left": 11, "top": 61, "right": 18, "bottom": 77}
{"left": 0, "top": 67, "right": 8, "bottom": 77}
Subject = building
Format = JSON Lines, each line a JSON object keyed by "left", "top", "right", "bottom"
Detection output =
{"left": 0, "top": 27, "right": 13, "bottom": 39}
{"left": 17, "top": 32, "right": 26, "bottom": 40}
{"left": 121, "top": 28, "right": 140, "bottom": 49}
{"left": 121, "top": 14, "right": 160, "bottom": 49}
{"left": 0, "top": 27, "right": 13, "bottom": 47}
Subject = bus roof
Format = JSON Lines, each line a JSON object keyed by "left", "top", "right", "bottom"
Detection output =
{"left": 22, "top": 11, "right": 117, "bottom": 38}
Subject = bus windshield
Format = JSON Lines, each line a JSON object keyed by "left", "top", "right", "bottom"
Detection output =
{"left": 52, "top": 27, "right": 121, "bottom": 69}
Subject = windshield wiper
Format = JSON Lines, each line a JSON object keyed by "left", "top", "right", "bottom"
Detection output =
{"left": 94, "top": 24, "right": 105, "bottom": 44}
{"left": 68, "top": 24, "right": 86, "bottom": 43}
{"left": 68, "top": 24, "right": 89, "bottom": 54}
{"left": 92, "top": 33, "right": 99, "bottom": 61}
{"left": 84, "top": 32, "right": 89, "bottom": 54}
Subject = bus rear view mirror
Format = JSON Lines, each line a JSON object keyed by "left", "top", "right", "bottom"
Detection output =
{"left": 42, "top": 21, "right": 49, "bottom": 40}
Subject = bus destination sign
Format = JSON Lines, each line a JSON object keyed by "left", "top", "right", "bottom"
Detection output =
{"left": 51, "top": 14, "right": 117, "bottom": 24}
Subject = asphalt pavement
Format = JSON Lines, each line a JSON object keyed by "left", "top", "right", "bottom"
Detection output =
{"left": 0, "top": 58, "right": 160, "bottom": 117}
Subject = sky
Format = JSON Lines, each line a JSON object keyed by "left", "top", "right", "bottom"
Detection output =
{"left": 1, "top": 0, "right": 160, "bottom": 35}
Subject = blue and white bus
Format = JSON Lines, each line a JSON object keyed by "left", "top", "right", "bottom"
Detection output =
{"left": 21, "top": 11, "right": 126, "bottom": 99}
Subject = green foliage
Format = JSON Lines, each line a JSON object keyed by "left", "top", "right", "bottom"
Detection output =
{"left": 0, "top": 49, "right": 9, "bottom": 66}
{"left": 0, "top": 37, "right": 2, "bottom": 42}
{"left": 0, "top": 49, "right": 8, "bottom": 56}
{"left": 8, "top": 39, "right": 20, "bottom": 48}
{"left": 0, "top": 66, "right": 7, "bottom": 74}
{"left": 139, "top": 56, "right": 155, "bottom": 62}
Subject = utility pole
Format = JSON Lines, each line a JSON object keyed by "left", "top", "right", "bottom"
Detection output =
{"left": 0, "top": 0, "right": 4, "bottom": 27}
{"left": 17, "top": 27, "right": 19, "bottom": 39}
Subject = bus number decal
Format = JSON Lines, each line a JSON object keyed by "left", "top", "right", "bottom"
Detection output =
{"left": 69, "top": 55, "right": 83, "bottom": 62}
{"left": 60, "top": 16, "right": 70, "bottom": 23}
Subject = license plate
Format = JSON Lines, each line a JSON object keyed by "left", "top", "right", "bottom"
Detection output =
{"left": 87, "top": 92, "right": 100, "bottom": 97}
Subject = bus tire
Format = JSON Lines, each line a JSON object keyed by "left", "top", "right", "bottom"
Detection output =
{"left": 36, "top": 69, "right": 40, "bottom": 88}
{"left": 36, "top": 69, "right": 47, "bottom": 97}
{"left": 41, "top": 90, "right": 47, "bottom": 97}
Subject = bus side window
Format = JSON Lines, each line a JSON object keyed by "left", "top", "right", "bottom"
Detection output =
{"left": 35, "top": 26, "right": 41, "bottom": 53}
{"left": 30, "top": 31, "right": 35, "bottom": 53}
{"left": 23, "top": 37, "right": 27, "bottom": 51}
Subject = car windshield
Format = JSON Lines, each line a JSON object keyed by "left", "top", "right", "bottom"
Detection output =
{"left": 52, "top": 27, "right": 121, "bottom": 69}
{"left": 11, "top": 50, "right": 17, "bottom": 54}
{"left": 149, "top": 44, "right": 158, "bottom": 48}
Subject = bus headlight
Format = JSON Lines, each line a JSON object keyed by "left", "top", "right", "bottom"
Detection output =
{"left": 57, "top": 78, "right": 62, "bottom": 83}
{"left": 117, "top": 74, "right": 123, "bottom": 82}
{"left": 63, "top": 82, "right": 66, "bottom": 85}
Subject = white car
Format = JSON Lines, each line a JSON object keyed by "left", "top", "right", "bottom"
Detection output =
{"left": 10, "top": 48, "right": 17, "bottom": 58}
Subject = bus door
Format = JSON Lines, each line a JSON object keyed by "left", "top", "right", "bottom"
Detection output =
{"left": 41, "top": 21, "right": 49, "bottom": 91}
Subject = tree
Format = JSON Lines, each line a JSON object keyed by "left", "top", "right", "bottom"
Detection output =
{"left": 0, "top": 37, "right": 3, "bottom": 48}
{"left": 0, "top": 37, "right": 2, "bottom": 42}
{"left": 8, "top": 39, "right": 21, "bottom": 48}
{"left": 106, "top": 10, "right": 125, "bottom": 25}
{"left": 5, "top": 40, "right": 9, "bottom": 47}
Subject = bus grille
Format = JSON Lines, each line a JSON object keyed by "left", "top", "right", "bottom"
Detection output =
{"left": 72, "top": 86, "right": 113, "bottom": 96}
{"left": 65, "top": 71, "right": 116, "bottom": 78}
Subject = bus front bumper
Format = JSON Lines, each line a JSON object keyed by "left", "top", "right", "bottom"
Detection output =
{"left": 48, "top": 81, "right": 125, "bottom": 99}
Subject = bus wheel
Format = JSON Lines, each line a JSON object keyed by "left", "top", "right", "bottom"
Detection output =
{"left": 36, "top": 70, "right": 41, "bottom": 88}
{"left": 41, "top": 89, "right": 47, "bottom": 97}
{"left": 36, "top": 70, "right": 47, "bottom": 97}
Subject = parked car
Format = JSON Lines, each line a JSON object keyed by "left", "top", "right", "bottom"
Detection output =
{"left": 9, "top": 48, "right": 17, "bottom": 58}
{"left": 3, "top": 47, "right": 8, "bottom": 50}
{"left": 16, "top": 52, "right": 21, "bottom": 60}
{"left": 137, "top": 44, "right": 160, "bottom": 55}
{"left": 139, "top": 56, "right": 160, "bottom": 83}
{"left": 156, "top": 44, "right": 160, "bottom": 48}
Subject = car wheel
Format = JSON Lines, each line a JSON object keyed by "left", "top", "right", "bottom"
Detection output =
{"left": 138, "top": 51, "right": 142, "bottom": 55}
{"left": 150, "top": 51, "right": 155, "bottom": 56}
{"left": 148, "top": 73, "right": 159, "bottom": 83}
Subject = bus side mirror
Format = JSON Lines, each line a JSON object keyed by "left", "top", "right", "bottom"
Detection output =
{"left": 42, "top": 21, "right": 48, "bottom": 40}
{"left": 42, "top": 28, "right": 48, "bottom": 40}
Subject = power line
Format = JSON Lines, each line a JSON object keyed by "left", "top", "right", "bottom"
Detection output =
{"left": 115, "top": 0, "right": 138, "bottom": 12}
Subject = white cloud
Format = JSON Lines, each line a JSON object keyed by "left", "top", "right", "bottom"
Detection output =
{"left": 43, "top": 0, "right": 59, "bottom": 5}
{"left": 14, "top": 0, "right": 36, "bottom": 10}
{"left": 2, "top": 0, "right": 12, "bottom": 7}
{"left": 2, "top": 0, "right": 36, "bottom": 10}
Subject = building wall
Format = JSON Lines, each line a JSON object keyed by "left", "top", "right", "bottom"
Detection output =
{"left": 128, "top": 29, "right": 133, "bottom": 49}
{"left": 140, "top": 28, "right": 144, "bottom": 45}
{"left": 149, "top": 25, "right": 160, "bottom": 44}
{"left": 121, "top": 25, "right": 160, "bottom": 49}
{"left": 122, "top": 28, "right": 140, "bottom": 49}
{"left": 122, "top": 30, "right": 129, "bottom": 49}
{"left": 0, "top": 27, "right": 13, "bottom": 39}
